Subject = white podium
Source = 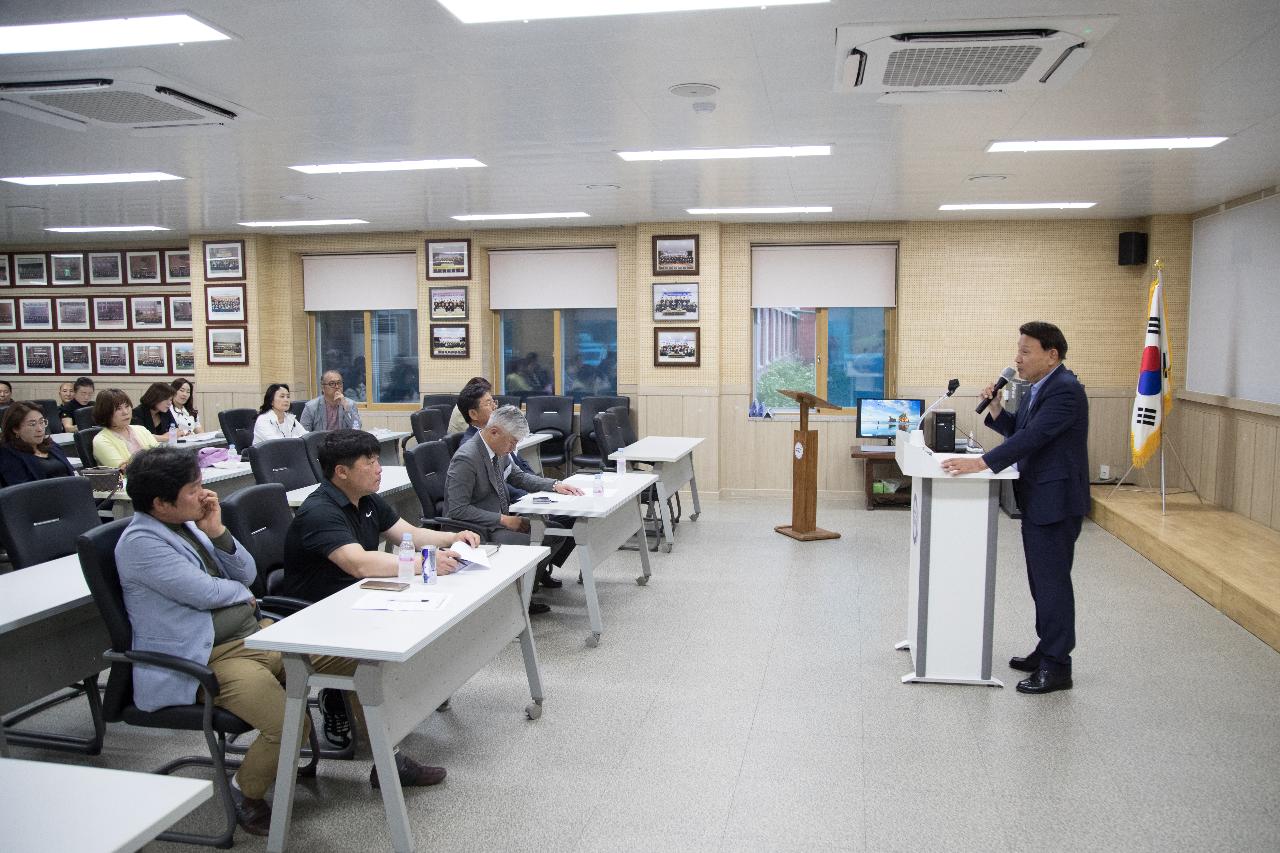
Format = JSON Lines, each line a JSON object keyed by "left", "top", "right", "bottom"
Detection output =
{"left": 893, "top": 432, "right": 1018, "bottom": 687}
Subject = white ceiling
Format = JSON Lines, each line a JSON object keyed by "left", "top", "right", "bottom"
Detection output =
{"left": 1, "top": 0, "right": 1278, "bottom": 244}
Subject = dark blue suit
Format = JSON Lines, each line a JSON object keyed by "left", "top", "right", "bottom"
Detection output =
{"left": 982, "top": 365, "right": 1089, "bottom": 670}
{"left": 0, "top": 442, "right": 75, "bottom": 486}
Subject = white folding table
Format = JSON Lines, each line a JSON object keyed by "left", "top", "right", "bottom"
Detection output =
{"left": 286, "top": 464, "right": 416, "bottom": 519}
{"left": 246, "top": 544, "right": 548, "bottom": 853}
{"left": 95, "top": 461, "right": 256, "bottom": 518}
{"left": 0, "top": 554, "right": 107, "bottom": 756}
{"left": 368, "top": 428, "right": 411, "bottom": 466}
{"left": 608, "top": 435, "right": 704, "bottom": 552}
{"left": 510, "top": 471, "right": 657, "bottom": 647}
{"left": 516, "top": 431, "right": 552, "bottom": 475}
{"left": 0, "top": 757, "right": 211, "bottom": 853}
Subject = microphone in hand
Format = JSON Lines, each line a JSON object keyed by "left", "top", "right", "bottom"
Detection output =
{"left": 975, "top": 367, "right": 1017, "bottom": 414}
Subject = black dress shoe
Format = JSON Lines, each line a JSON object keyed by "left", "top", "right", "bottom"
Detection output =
{"left": 1016, "top": 668, "right": 1073, "bottom": 695}
{"left": 1009, "top": 652, "right": 1042, "bottom": 672}
{"left": 370, "top": 753, "right": 447, "bottom": 789}
{"left": 230, "top": 788, "right": 272, "bottom": 836}
{"left": 528, "top": 599, "right": 551, "bottom": 615}
{"left": 538, "top": 573, "right": 563, "bottom": 589}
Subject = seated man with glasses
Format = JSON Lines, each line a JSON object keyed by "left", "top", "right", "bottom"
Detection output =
{"left": 300, "top": 370, "right": 362, "bottom": 432}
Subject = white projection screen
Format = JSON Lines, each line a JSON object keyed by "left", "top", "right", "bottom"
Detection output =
{"left": 1188, "top": 193, "right": 1280, "bottom": 404}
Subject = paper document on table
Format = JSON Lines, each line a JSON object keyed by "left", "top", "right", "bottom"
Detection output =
{"left": 449, "top": 541, "right": 492, "bottom": 570}
{"left": 351, "top": 592, "right": 450, "bottom": 611}
{"left": 182, "top": 431, "right": 221, "bottom": 442}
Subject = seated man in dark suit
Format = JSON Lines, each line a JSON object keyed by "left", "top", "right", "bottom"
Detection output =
{"left": 445, "top": 405, "right": 583, "bottom": 612}
{"left": 456, "top": 380, "right": 535, "bottom": 505}
{"left": 114, "top": 446, "right": 453, "bottom": 838}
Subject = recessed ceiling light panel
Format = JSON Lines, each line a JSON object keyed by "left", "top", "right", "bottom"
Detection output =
{"left": 3, "top": 172, "right": 182, "bottom": 186}
{"left": 618, "top": 145, "right": 830, "bottom": 162}
{"left": 452, "top": 212, "right": 590, "bottom": 221}
{"left": 939, "top": 202, "right": 1096, "bottom": 210}
{"left": 45, "top": 225, "right": 170, "bottom": 232}
{"left": 290, "top": 159, "right": 485, "bottom": 174}
{"left": 0, "top": 14, "right": 230, "bottom": 55}
{"left": 987, "top": 137, "right": 1227, "bottom": 152}
{"left": 239, "top": 219, "right": 369, "bottom": 227}
{"left": 687, "top": 206, "right": 832, "bottom": 214}
{"left": 438, "top": 1, "right": 828, "bottom": 24}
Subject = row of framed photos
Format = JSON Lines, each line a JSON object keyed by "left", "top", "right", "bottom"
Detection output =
{"left": 0, "top": 240, "right": 247, "bottom": 287}
{"left": 0, "top": 340, "right": 197, "bottom": 376}
{"left": 0, "top": 287, "right": 246, "bottom": 332}
{"left": 422, "top": 235, "right": 700, "bottom": 282}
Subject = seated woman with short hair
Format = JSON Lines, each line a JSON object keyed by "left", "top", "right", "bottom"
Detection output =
{"left": 132, "top": 382, "right": 183, "bottom": 438}
{"left": 93, "top": 389, "right": 158, "bottom": 471}
{"left": 0, "top": 401, "right": 75, "bottom": 485}
{"left": 252, "top": 383, "right": 307, "bottom": 445}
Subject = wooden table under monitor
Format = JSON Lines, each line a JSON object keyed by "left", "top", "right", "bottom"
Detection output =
{"left": 849, "top": 445, "right": 911, "bottom": 510}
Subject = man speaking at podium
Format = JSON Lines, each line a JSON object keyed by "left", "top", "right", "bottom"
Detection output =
{"left": 940, "top": 322, "right": 1089, "bottom": 695}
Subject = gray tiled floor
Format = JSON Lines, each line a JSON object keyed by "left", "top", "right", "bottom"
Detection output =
{"left": 15, "top": 496, "right": 1280, "bottom": 851}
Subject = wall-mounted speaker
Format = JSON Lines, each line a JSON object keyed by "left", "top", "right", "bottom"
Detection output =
{"left": 1119, "top": 231, "right": 1148, "bottom": 266}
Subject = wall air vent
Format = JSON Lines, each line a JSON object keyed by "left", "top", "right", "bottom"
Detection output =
{"left": 0, "top": 67, "right": 251, "bottom": 133}
{"left": 835, "top": 16, "right": 1115, "bottom": 101}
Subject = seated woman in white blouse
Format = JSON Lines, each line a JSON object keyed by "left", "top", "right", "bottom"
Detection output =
{"left": 169, "top": 377, "right": 202, "bottom": 434}
{"left": 252, "top": 383, "right": 308, "bottom": 445}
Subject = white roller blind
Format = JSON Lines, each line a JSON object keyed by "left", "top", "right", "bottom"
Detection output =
{"left": 303, "top": 253, "right": 417, "bottom": 311}
{"left": 489, "top": 248, "right": 617, "bottom": 309}
{"left": 751, "top": 244, "right": 897, "bottom": 308}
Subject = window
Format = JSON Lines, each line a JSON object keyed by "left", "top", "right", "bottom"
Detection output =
{"left": 752, "top": 307, "right": 886, "bottom": 410}
{"left": 498, "top": 308, "right": 617, "bottom": 403}
{"left": 313, "top": 309, "right": 418, "bottom": 406}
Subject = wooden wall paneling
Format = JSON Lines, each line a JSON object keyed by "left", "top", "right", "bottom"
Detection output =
{"left": 1232, "top": 418, "right": 1257, "bottom": 517}
{"left": 680, "top": 393, "right": 718, "bottom": 493}
{"left": 1250, "top": 421, "right": 1277, "bottom": 526}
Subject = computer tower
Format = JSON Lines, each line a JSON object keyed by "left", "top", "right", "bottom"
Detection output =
{"left": 923, "top": 409, "right": 956, "bottom": 453}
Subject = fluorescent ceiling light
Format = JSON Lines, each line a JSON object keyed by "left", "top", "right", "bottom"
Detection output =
{"left": 939, "top": 203, "right": 1096, "bottom": 211}
{"left": 687, "top": 206, "right": 832, "bottom": 214}
{"left": 0, "top": 14, "right": 230, "bottom": 55}
{"left": 239, "top": 219, "right": 369, "bottom": 227}
{"left": 618, "top": 145, "right": 830, "bottom": 162}
{"left": 452, "top": 212, "right": 590, "bottom": 221}
{"left": 45, "top": 225, "right": 169, "bottom": 233}
{"left": 290, "top": 159, "right": 485, "bottom": 174}
{"left": 438, "top": 1, "right": 827, "bottom": 24}
{"left": 3, "top": 172, "right": 182, "bottom": 186}
{"left": 987, "top": 137, "right": 1228, "bottom": 153}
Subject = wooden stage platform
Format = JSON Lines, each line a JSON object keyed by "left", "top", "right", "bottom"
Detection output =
{"left": 1090, "top": 487, "right": 1280, "bottom": 653}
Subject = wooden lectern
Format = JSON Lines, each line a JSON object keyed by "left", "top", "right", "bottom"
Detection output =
{"left": 774, "top": 389, "right": 841, "bottom": 541}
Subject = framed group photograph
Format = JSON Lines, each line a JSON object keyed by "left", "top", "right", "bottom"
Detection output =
{"left": 18, "top": 297, "right": 52, "bottom": 330}
{"left": 428, "top": 286, "right": 468, "bottom": 320}
{"left": 429, "top": 324, "right": 469, "bottom": 358}
{"left": 169, "top": 295, "right": 194, "bottom": 329}
{"left": 88, "top": 251, "right": 123, "bottom": 285}
{"left": 95, "top": 342, "right": 130, "bottom": 374}
{"left": 50, "top": 252, "right": 85, "bottom": 285}
{"left": 93, "top": 297, "right": 128, "bottom": 330}
{"left": 126, "top": 250, "right": 162, "bottom": 284}
{"left": 0, "top": 254, "right": 10, "bottom": 286}
{"left": 55, "top": 297, "right": 91, "bottom": 331}
{"left": 204, "top": 240, "right": 245, "bottom": 280}
{"left": 653, "top": 235, "right": 699, "bottom": 276}
{"left": 207, "top": 326, "right": 248, "bottom": 364}
{"left": 0, "top": 298, "right": 14, "bottom": 331}
{"left": 426, "top": 239, "right": 471, "bottom": 280}
{"left": 21, "top": 342, "right": 56, "bottom": 374}
{"left": 164, "top": 250, "right": 192, "bottom": 283}
{"left": 172, "top": 340, "right": 196, "bottom": 373}
{"left": 58, "top": 342, "right": 93, "bottom": 374}
{"left": 133, "top": 341, "right": 170, "bottom": 374}
{"left": 14, "top": 254, "right": 48, "bottom": 286}
{"left": 652, "top": 282, "right": 700, "bottom": 321}
{"left": 0, "top": 342, "right": 17, "bottom": 372}
{"left": 653, "top": 326, "right": 701, "bottom": 367}
{"left": 206, "top": 285, "right": 245, "bottom": 322}
{"left": 130, "top": 295, "right": 167, "bottom": 330}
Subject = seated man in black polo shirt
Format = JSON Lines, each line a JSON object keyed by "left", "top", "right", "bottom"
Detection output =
{"left": 281, "top": 428, "right": 479, "bottom": 602}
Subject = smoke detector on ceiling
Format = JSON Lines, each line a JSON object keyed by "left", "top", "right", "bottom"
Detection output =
{"left": 834, "top": 16, "right": 1116, "bottom": 102}
{"left": 0, "top": 66, "right": 254, "bottom": 134}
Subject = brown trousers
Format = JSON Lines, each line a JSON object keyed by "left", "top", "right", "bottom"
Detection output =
{"left": 201, "top": 621, "right": 367, "bottom": 800}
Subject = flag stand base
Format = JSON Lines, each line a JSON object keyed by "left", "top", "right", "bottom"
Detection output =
{"left": 1112, "top": 437, "right": 1202, "bottom": 515}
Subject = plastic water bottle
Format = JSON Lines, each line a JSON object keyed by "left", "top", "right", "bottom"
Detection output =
{"left": 167, "top": 427, "right": 177, "bottom": 446}
{"left": 593, "top": 471, "right": 604, "bottom": 497}
{"left": 397, "top": 533, "right": 415, "bottom": 581}
{"left": 421, "top": 546, "right": 437, "bottom": 585}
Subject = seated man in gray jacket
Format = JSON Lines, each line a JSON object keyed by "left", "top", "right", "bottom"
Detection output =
{"left": 299, "top": 369, "right": 362, "bottom": 432}
{"left": 445, "top": 405, "right": 583, "bottom": 611}
{"left": 115, "top": 446, "right": 445, "bottom": 839}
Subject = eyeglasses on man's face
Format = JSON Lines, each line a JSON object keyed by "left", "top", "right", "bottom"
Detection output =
{"left": 322, "top": 380, "right": 343, "bottom": 388}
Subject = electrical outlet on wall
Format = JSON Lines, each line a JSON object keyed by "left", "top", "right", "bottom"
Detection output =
{"left": 1099, "top": 464, "right": 1111, "bottom": 480}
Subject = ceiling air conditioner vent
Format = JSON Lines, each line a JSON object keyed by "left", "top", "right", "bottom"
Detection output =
{"left": 0, "top": 67, "right": 251, "bottom": 133}
{"left": 834, "top": 16, "right": 1115, "bottom": 100}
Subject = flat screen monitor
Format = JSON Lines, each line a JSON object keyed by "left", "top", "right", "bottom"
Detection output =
{"left": 856, "top": 398, "right": 924, "bottom": 439}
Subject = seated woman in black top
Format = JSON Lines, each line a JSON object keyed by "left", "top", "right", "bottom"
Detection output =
{"left": 0, "top": 401, "right": 75, "bottom": 485}
{"left": 132, "top": 382, "right": 183, "bottom": 438}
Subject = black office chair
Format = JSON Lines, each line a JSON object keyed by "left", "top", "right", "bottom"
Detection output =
{"left": 570, "top": 396, "right": 629, "bottom": 472}
{"left": 593, "top": 412, "right": 655, "bottom": 552}
{"left": 73, "top": 405, "right": 97, "bottom": 431}
{"left": 607, "top": 404, "right": 638, "bottom": 447}
{"left": 35, "top": 398, "right": 64, "bottom": 434}
{"left": 0, "top": 477, "right": 106, "bottom": 755}
{"left": 301, "top": 430, "right": 329, "bottom": 482}
{"left": 248, "top": 438, "right": 317, "bottom": 492}
{"left": 404, "top": 441, "right": 485, "bottom": 536}
{"left": 524, "top": 395, "right": 573, "bottom": 472}
{"left": 74, "top": 426, "right": 103, "bottom": 468}
{"left": 443, "top": 430, "right": 466, "bottom": 457}
{"left": 289, "top": 399, "right": 306, "bottom": 420}
{"left": 494, "top": 395, "right": 522, "bottom": 409}
{"left": 409, "top": 408, "right": 447, "bottom": 445}
{"left": 217, "top": 408, "right": 257, "bottom": 453}
{"left": 78, "top": 519, "right": 319, "bottom": 848}
{"left": 424, "top": 402, "right": 455, "bottom": 427}
{"left": 421, "top": 393, "right": 457, "bottom": 409}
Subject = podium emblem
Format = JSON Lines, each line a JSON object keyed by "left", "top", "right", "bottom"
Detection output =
{"left": 793, "top": 441, "right": 804, "bottom": 460}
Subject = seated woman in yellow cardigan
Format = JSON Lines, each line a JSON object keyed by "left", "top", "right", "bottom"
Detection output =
{"left": 92, "top": 388, "right": 158, "bottom": 471}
